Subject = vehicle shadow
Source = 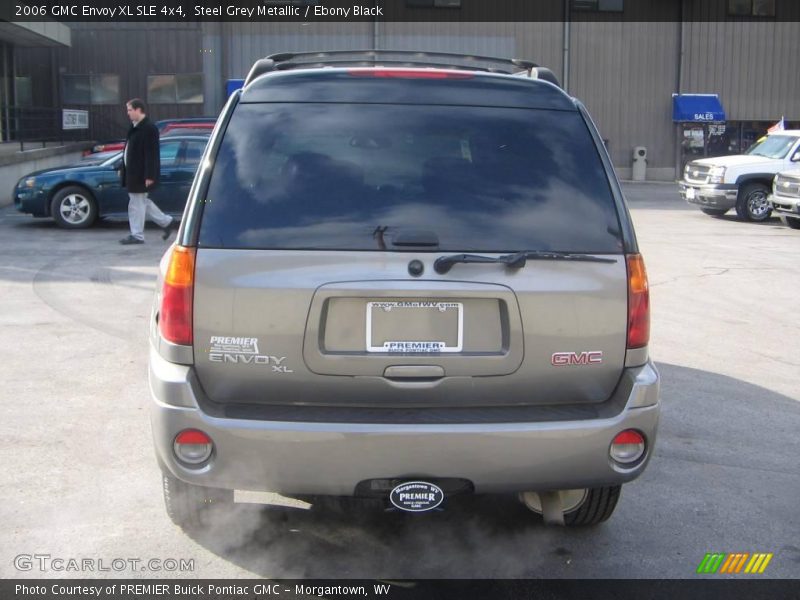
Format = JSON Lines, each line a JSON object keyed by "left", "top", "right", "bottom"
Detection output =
{"left": 6, "top": 215, "right": 165, "bottom": 231}
{"left": 177, "top": 363, "right": 800, "bottom": 579}
{"left": 710, "top": 214, "right": 783, "bottom": 226}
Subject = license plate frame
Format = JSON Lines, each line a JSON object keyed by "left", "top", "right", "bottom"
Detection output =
{"left": 365, "top": 301, "right": 464, "bottom": 353}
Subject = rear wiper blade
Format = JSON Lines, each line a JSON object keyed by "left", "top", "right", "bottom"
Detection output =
{"left": 434, "top": 251, "right": 617, "bottom": 274}
{"left": 433, "top": 254, "right": 503, "bottom": 274}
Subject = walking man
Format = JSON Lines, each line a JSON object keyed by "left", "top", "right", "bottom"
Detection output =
{"left": 119, "top": 98, "right": 176, "bottom": 244}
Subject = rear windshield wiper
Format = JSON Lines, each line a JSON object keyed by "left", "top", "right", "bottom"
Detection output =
{"left": 434, "top": 251, "right": 618, "bottom": 274}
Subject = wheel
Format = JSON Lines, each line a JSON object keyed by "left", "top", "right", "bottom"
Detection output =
{"left": 519, "top": 485, "right": 621, "bottom": 526}
{"left": 162, "top": 473, "right": 233, "bottom": 530}
{"left": 735, "top": 183, "right": 772, "bottom": 222}
{"left": 779, "top": 215, "right": 800, "bottom": 229}
{"left": 700, "top": 208, "right": 728, "bottom": 216}
{"left": 50, "top": 186, "right": 98, "bottom": 229}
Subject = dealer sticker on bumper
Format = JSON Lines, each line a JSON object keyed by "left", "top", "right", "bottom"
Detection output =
{"left": 390, "top": 481, "right": 444, "bottom": 513}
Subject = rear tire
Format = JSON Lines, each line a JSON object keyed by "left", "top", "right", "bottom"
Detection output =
{"left": 162, "top": 473, "right": 233, "bottom": 530}
{"left": 50, "top": 186, "right": 98, "bottom": 229}
{"left": 563, "top": 485, "right": 621, "bottom": 526}
{"left": 779, "top": 215, "right": 800, "bottom": 229}
{"left": 700, "top": 207, "right": 728, "bottom": 217}
{"left": 735, "top": 183, "right": 772, "bottom": 222}
{"left": 521, "top": 485, "right": 622, "bottom": 526}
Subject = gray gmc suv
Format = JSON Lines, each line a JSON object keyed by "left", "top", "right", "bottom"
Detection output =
{"left": 149, "top": 51, "right": 660, "bottom": 529}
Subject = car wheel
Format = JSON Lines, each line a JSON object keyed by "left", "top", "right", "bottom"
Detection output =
{"left": 519, "top": 485, "right": 621, "bottom": 526}
{"left": 735, "top": 183, "right": 772, "bottom": 222}
{"left": 50, "top": 186, "right": 98, "bottom": 229}
{"left": 700, "top": 208, "right": 728, "bottom": 217}
{"left": 162, "top": 473, "right": 232, "bottom": 530}
{"left": 779, "top": 215, "right": 800, "bottom": 229}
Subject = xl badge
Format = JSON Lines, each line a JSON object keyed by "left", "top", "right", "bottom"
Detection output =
{"left": 208, "top": 336, "right": 293, "bottom": 373}
{"left": 390, "top": 481, "right": 444, "bottom": 513}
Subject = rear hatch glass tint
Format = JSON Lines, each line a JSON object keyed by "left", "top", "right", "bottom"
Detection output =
{"left": 197, "top": 103, "right": 623, "bottom": 253}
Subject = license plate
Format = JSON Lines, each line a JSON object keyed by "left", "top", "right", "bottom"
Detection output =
{"left": 366, "top": 301, "right": 463, "bottom": 353}
{"left": 685, "top": 187, "right": 696, "bottom": 200}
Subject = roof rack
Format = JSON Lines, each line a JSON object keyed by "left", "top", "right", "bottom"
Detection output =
{"left": 243, "top": 50, "right": 561, "bottom": 88}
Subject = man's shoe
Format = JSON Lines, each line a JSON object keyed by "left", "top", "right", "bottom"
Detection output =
{"left": 119, "top": 235, "right": 144, "bottom": 245}
{"left": 162, "top": 219, "right": 177, "bottom": 240}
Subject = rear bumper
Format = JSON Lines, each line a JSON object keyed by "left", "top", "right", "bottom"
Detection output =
{"left": 680, "top": 182, "right": 738, "bottom": 210}
{"left": 149, "top": 348, "right": 661, "bottom": 495}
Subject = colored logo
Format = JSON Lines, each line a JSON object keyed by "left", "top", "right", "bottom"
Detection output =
{"left": 696, "top": 553, "right": 773, "bottom": 574}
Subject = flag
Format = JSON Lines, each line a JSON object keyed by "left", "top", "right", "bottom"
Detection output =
{"left": 768, "top": 117, "right": 785, "bottom": 133}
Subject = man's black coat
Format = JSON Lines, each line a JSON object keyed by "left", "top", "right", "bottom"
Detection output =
{"left": 120, "top": 116, "right": 160, "bottom": 193}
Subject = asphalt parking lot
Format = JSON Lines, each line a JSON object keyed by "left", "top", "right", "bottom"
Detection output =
{"left": 1, "top": 182, "right": 799, "bottom": 579}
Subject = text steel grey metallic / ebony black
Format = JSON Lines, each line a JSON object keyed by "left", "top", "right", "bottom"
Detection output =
{"left": 149, "top": 51, "right": 660, "bottom": 529}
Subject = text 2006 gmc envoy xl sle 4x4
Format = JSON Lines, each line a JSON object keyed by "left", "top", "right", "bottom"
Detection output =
{"left": 148, "top": 51, "right": 660, "bottom": 529}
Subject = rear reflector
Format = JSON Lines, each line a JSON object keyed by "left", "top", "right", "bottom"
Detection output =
{"left": 610, "top": 429, "right": 646, "bottom": 464}
{"left": 347, "top": 69, "right": 474, "bottom": 79}
{"left": 159, "top": 245, "right": 195, "bottom": 346}
{"left": 175, "top": 430, "right": 211, "bottom": 445}
{"left": 173, "top": 429, "right": 213, "bottom": 465}
{"left": 626, "top": 254, "right": 650, "bottom": 349}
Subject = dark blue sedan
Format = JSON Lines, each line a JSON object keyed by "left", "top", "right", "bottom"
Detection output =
{"left": 14, "top": 134, "right": 209, "bottom": 229}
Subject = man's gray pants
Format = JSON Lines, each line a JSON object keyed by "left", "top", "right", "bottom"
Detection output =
{"left": 127, "top": 193, "right": 171, "bottom": 240}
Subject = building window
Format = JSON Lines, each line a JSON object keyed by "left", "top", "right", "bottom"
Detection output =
{"left": 15, "top": 77, "right": 32, "bottom": 106}
{"left": 147, "top": 74, "right": 204, "bottom": 104}
{"left": 728, "top": 0, "right": 775, "bottom": 16}
{"left": 62, "top": 75, "right": 90, "bottom": 104}
{"left": 572, "top": 0, "right": 624, "bottom": 11}
{"left": 91, "top": 74, "right": 120, "bottom": 104}
{"left": 176, "top": 74, "right": 204, "bottom": 103}
{"left": 61, "top": 74, "right": 119, "bottom": 105}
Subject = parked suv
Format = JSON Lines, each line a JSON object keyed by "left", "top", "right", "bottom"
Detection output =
{"left": 769, "top": 169, "right": 800, "bottom": 229}
{"left": 149, "top": 51, "right": 660, "bottom": 529}
{"left": 680, "top": 130, "right": 800, "bottom": 221}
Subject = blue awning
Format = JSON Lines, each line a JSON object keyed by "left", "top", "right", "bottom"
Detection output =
{"left": 672, "top": 94, "right": 726, "bottom": 122}
{"left": 226, "top": 79, "right": 244, "bottom": 97}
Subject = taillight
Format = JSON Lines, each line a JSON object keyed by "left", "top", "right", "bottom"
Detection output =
{"left": 159, "top": 245, "right": 195, "bottom": 346}
{"left": 610, "top": 430, "right": 646, "bottom": 464}
{"left": 347, "top": 69, "right": 474, "bottom": 79}
{"left": 626, "top": 254, "right": 650, "bottom": 349}
{"left": 173, "top": 429, "right": 213, "bottom": 465}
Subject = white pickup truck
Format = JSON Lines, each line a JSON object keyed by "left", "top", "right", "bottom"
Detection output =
{"left": 679, "top": 130, "right": 800, "bottom": 221}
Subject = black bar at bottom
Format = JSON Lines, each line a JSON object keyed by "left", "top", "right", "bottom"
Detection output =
{"left": 2, "top": 579, "right": 799, "bottom": 600}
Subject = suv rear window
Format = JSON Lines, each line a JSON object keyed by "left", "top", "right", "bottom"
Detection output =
{"left": 198, "top": 103, "right": 622, "bottom": 253}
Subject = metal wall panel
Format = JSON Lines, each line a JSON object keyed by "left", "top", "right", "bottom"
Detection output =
{"left": 205, "top": 22, "right": 564, "bottom": 113}
{"left": 15, "top": 18, "right": 800, "bottom": 178}
{"left": 378, "top": 22, "right": 516, "bottom": 57}
{"left": 569, "top": 21, "right": 680, "bottom": 175}
{"left": 680, "top": 21, "right": 800, "bottom": 120}
{"left": 379, "top": 21, "right": 563, "bottom": 77}
{"left": 55, "top": 24, "right": 204, "bottom": 137}
{"left": 222, "top": 22, "right": 374, "bottom": 79}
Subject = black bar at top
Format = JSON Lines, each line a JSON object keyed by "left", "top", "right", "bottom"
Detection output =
{"left": 4, "top": 0, "right": 800, "bottom": 23}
